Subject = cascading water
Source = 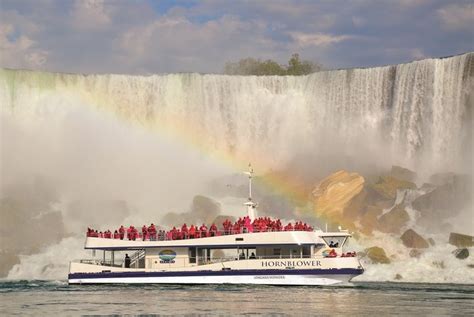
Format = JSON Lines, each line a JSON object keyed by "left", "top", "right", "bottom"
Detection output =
{"left": 1, "top": 53, "right": 472, "bottom": 176}
{"left": 0, "top": 52, "right": 472, "bottom": 281}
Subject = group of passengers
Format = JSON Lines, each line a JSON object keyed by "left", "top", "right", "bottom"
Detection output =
{"left": 86, "top": 216, "right": 314, "bottom": 241}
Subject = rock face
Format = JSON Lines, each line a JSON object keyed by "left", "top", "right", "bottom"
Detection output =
{"left": 391, "top": 166, "right": 417, "bottom": 182}
{"left": 371, "top": 176, "right": 416, "bottom": 200}
{"left": 359, "top": 205, "right": 383, "bottom": 235}
{"left": 162, "top": 195, "right": 222, "bottom": 226}
{"left": 414, "top": 174, "right": 472, "bottom": 216}
{"left": 365, "top": 246, "right": 391, "bottom": 264}
{"left": 449, "top": 233, "right": 474, "bottom": 248}
{"left": 378, "top": 204, "right": 410, "bottom": 234}
{"left": 312, "top": 170, "right": 365, "bottom": 218}
{"left": 453, "top": 248, "right": 469, "bottom": 260}
{"left": 191, "top": 195, "right": 221, "bottom": 223}
{"left": 401, "top": 229, "right": 429, "bottom": 248}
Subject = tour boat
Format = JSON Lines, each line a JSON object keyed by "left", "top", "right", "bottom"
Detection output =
{"left": 68, "top": 166, "right": 364, "bottom": 285}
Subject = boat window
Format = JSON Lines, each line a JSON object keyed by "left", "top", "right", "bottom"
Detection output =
{"left": 273, "top": 248, "right": 281, "bottom": 257}
{"left": 189, "top": 248, "right": 196, "bottom": 264}
{"left": 303, "top": 246, "right": 311, "bottom": 258}
{"left": 322, "top": 236, "right": 347, "bottom": 248}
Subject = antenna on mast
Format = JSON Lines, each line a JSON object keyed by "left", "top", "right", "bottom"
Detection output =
{"left": 243, "top": 163, "right": 257, "bottom": 221}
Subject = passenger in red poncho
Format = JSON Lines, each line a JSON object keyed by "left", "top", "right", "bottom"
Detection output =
{"left": 148, "top": 223, "right": 157, "bottom": 240}
{"left": 181, "top": 224, "right": 188, "bottom": 239}
{"left": 119, "top": 225, "right": 125, "bottom": 240}
{"left": 233, "top": 222, "right": 240, "bottom": 235}
{"left": 189, "top": 225, "right": 196, "bottom": 239}
{"left": 209, "top": 223, "right": 217, "bottom": 236}
{"left": 199, "top": 224, "right": 208, "bottom": 238}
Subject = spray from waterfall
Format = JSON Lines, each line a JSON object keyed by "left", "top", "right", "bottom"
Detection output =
{"left": 0, "top": 52, "right": 472, "bottom": 280}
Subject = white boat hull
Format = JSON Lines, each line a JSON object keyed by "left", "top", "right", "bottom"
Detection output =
{"left": 68, "top": 269, "right": 362, "bottom": 286}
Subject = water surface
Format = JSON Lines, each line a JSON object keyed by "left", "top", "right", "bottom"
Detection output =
{"left": 0, "top": 281, "right": 473, "bottom": 316}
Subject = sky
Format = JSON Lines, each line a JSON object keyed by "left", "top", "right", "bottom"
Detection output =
{"left": 0, "top": 0, "right": 473, "bottom": 74}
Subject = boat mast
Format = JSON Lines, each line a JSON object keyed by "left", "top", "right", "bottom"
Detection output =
{"left": 244, "top": 163, "right": 257, "bottom": 221}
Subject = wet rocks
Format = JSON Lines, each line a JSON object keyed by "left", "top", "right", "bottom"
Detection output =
{"left": 378, "top": 204, "right": 410, "bottom": 234}
{"left": 401, "top": 229, "right": 429, "bottom": 249}
{"left": 449, "top": 232, "right": 474, "bottom": 248}
{"left": 409, "top": 249, "right": 423, "bottom": 258}
{"left": 312, "top": 170, "right": 365, "bottom": 217}
{"left": 391, "top": 166, "right": 416, "bottom": 182}
{"left": 365, "top": 246, "right": 391, "bottom": 264}
{"left": 453, "top": 248, "right": 469, "bottom": 260}
{"left": 162, "top": 195, "right": 221, "bottom": 226}
{"left": 371, "top": 176, "right": 416, "bottom": 201}
{"left": 414, "top": 173, "right": 472, "bottom": 218}
{"left": 191, "top": 195, "right": 221, "bottom": 223}
{"left": 432, "top": 261, "right": 445, "bottom": 269}
{"left": 428, "top": 238, "right": 436, "bottom": 246}
{"left": 359, "top": 205, "right": 383, "bottom": 235}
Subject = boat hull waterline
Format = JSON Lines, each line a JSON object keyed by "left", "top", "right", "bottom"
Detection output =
{"left": 68, "top": 268, "right": 363, "bottom": 285}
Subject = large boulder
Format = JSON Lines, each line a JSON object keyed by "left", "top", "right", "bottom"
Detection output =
{"left": 400, "top": 229, "right": 429, "bottom": 248}
{"left": 359, "top": 205, "right": 383, "bottom": 235}
{"left": 378, "top": 204, "right": 410, "bottom": 234}
{"left": 391, "top": 166, "right": 417, "bottom": 182}
{"left": 312, "top": 170, "right": 365, "bottom": 218}
{"left": 453, "top": 248, "right": 469, "bottom": 260}
{"left": 190, "top": 195, "right": 221, "bottom": 224}
{"left": 161, "top": 212, "right": 187, "bottom": 227}
{"left": 449, "top": 232, "right": 474, "bottom": 248}
{"left": 365, "top": 246, "right": 391, "bottom": 264}
{"left": 371, "top": 176, "right": 416, "bottom": 200}
{"left": 258, "top": 194, "right": 296, "bottom": 219}
{"left": 161, "top": 195, "right": 222, "bottom": 226}
{"left": 414, "top": 173, "right": 472, "bottom": 218}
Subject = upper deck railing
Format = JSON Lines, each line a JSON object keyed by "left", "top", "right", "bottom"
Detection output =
{"left": 86, "top": 227, "right": 316, "bottom": 242}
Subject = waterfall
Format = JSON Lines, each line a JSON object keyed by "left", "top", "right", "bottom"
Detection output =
{"left": 1, "top": 53, "right": 472, "bottom": 281}
{"left": 1, "top": 53, "right": 472, "bottom": 178}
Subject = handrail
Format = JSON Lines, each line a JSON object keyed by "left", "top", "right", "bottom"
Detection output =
{"left": 129, "top": 249, "right": 145, "bottom": 268}
{"left": 86, "top": 228, "right": 318, "bottom": 241}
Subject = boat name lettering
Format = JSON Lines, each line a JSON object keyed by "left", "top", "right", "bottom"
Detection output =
{"left": 261, "top": 260, "right": 322, "bottom": 267}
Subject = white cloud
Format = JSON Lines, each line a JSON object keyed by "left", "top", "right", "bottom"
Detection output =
{"left": 410, "top": 48, "right": 426, "bottom": 60}
{"left": 117, "top": 15, "right": 282, "bottom": 73}
{"left": 288, "top": 32, "right": 352, "bottom": 48}
{"left": 70, "top": 0, "right": 111, "bottom": 30}
{"left": 0, "top": 23, "right": 48, "bottom": 68}
{"left": 437, "top": 3, "right": 474, "bottom": 32}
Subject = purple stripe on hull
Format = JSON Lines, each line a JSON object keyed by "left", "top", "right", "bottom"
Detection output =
{"left": 69, "top": 268, "right": 364, "bottom": 280}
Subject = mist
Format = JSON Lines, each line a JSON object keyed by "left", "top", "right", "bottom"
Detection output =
{"left": 0, "top": 53, "right": 472, "bottom": 280}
